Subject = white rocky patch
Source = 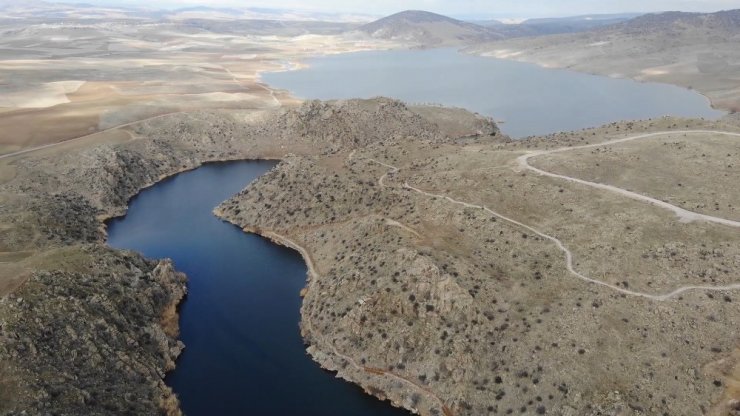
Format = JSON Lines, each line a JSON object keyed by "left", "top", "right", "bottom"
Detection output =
{"left": 0, "top": 80, "right": 85, "bottom": 109}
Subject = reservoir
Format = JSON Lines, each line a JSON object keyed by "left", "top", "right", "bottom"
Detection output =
{"left": 106, "top": 161, "right": 408, "bottom": 416}
{"left": 262, "top": 48, "right": 724, "bottom": 137}
{"left": 102, "top": 48, "right": 725, "bottom": 416}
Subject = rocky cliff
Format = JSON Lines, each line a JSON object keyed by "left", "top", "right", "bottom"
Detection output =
{"left": 0, "top": 99, "right": 496, "bottom": 414}
{"left": 216, "top": 114, "right": 740, "bottom": 415}
{"left": 4, "top": 98, "right": 737, "bottom": 415}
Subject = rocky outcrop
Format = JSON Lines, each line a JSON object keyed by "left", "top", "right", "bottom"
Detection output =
{"left": 0, "top": 98, "right": 497, "bottom": 415}
{"left": 3, "top": 98, "right": 739, "bottom": 415}
{"left": 0, "top": 246, "right": 186, "bottom": 415}
{"left": 5, "top": 99, "right": 739, "bottom": 416}
{"left": 216, "top": 115, "right": 740, "bottom": 415}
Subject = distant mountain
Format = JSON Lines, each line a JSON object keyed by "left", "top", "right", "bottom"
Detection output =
{"left": 615, "top": 9, "right": 740, "bottom": 34}
{"left": 473, "top": 13, "right": 643, "bottom": 37}
{"left": 469, "top": 9, "right": 740, "bottom": 112}
{"left": 521, "top": 13, "right": 643, "bottom": 34}
{"left": 524, "top": 13, "right": 643, "bottom": 25}
{"left": 173, "top": 6, "right": 245, "bottom": 16}
{"left": 358, "top": 10, "right": 502, "bottom": 46}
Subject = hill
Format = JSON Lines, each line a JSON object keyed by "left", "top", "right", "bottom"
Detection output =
{"left": 468, "top": 9, "right": 740, "bottom": 112}
{"left": 519, "top": 13, "right": 642, "bottom": 35}
{"left": 616, "top": 9, "right": 740, "bottom": 34}
{"left": 475, "top": 13, "right": 643, "bottom": 37}
{"left": 358, "top": 10, "right": 501, "bottom": 46}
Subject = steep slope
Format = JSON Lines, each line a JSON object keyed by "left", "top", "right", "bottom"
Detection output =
{"left": 218, "top": 107, "right": 740, "bottom": 416}
{"left": 358, "top": 10, "right": 501, "bottom": 46}
{"left": 0, "top": 99, "right": 498, "bottom": 415}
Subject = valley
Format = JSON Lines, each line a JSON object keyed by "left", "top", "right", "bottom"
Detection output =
{"left": 0, "top": 3, "right": 739, "bottom": 416}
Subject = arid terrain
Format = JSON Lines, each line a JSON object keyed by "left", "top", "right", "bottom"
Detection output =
{"left": 216, "top": 107, "right": 740, "bottom": 416}
{"left": 469, "top": 10, "right": 740, "bottom": 113}
{"left": 357, "top": 10, "right": 503, "bottom": 46}
{"left": 3, "top": 96, "right": 738, "bottom": 415}
{"left": 1, "top": 3, "right": 739, "bottom": 416}
{"left": 0, "top": 6, "right": 400, "bottom": 156}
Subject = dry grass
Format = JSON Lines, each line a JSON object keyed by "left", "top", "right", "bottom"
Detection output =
{"left": 0, "top": 24, "right": 397, "bottom": 155}
{"left": 159, "top": 392, "right": 183, "bottom": 416}
{"left": 468, "top": 21, "right": 740, "bottom": 113}
{"left": 160, "top": 302, "right": 181, "bottom": 340}
{"left": 706, "top": 348, "right": 740, "bottom": 416}
{"left": 0, "top": 363, "right": 21, "bottom": 412}
{"left": 534, "top": 131, "right": 740, "bottom": 221}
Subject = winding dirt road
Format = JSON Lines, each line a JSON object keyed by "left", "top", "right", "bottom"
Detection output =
{"left": 518, "top": 130, "right": 740, "bottom": 228}
{"left": 361, "top": 129, "right": 740, "bottom": 301}
{"left": 404, "top": 181, "right": 740, "bottom": 302}
{"left": 0, "top": 78, "right": 281, "bottom": 162}
{"left": 0, "top": 112, "right": 183, "bottom": 161}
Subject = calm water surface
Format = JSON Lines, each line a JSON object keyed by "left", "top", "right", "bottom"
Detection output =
{"left": 103, "top": 48, "right": 722, "bottom": 414}
{"left": 263, "top": 48, "right": 724, "bottom": 137}
{"left": 107, "top": 161, "right": 408, "bottom": 416}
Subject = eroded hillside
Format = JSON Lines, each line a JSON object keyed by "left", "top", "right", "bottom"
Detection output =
{"left": 0, "top": 99, "right": 494, "bottom": 415}
{"left": 217, "top": 105, "right": 740, "bottom": 416}
{"left": 1, "top": 98, "right": 738, "bottom": 415}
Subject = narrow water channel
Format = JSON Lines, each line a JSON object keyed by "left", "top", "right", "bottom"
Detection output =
{"left": 106, "top": 161, "right": 409, "bottom": 415}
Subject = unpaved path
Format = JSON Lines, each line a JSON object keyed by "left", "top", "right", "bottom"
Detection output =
{"left": 404, "top": 181, "right": 740, "bottom": 302}
{"left": 0, "top": 78, "right": 283, "bottom": 161}
{"left": 360, "top": 130, "right": 740, "bottom": 301}
{"left": 222, "top": 66, "right": 281, "bottom": 108}
{"left": 517, "top": 130, "right": 740, "bottom": 228}
{"left": 0, "top": 112, "right": 181, "bottom": 161}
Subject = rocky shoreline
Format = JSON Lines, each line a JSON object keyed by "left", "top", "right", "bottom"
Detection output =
{"left": 0, "top": 99, "right": 494, "bottom": 415}
{"left": 0, "top": 248, "right": 187, "bottom": 414}
{"left": 2, "top": 98, "right": 738, "bottom": 415}
{"left": 215, "top": 110, "right": 740, "bottom": 415}
{"left": 216, "top": 222, "right": 443, "bottom": 414}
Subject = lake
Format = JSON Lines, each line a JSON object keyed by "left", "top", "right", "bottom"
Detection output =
{"left": 106, "top": 161, "right": 409, "bottom": 416}
{"left": 102, "top": 47, "right": 724, "bottom": 415}
{"left": 262, "top": 48, "right": 724, "bottom": 137}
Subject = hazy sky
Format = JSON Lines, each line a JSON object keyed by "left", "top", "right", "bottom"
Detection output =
{"left": 85, "top": 0, "right": 740, "bottom": 18}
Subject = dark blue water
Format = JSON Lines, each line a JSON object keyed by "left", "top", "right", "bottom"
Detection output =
{"left": 263, "top": 48, "right": 724, "bottom": 138}
{"left": 106, "top": 161, "right": 408, "bottom": 416}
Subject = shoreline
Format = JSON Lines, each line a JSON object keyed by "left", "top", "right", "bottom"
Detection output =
{"left": 98, "top": 158, "right": 281, "bottom": 413}
{"left": 98, "top": 157, "right": 283, "bottom": 227}
{"left": 258, "top": 44, "right": 727, "bottom": 141}
{"left": 462, "top": 47, "right": 729, "bottom": 114}
{"left": 254, "top": 42, "right": 405, "bottom": 102}
{"left": 0, "top": 106, "right": 294, "bottom": 413}
{"left": 215, "top": 218, "right": 451, "bottom": 416}
{"left": 4, "top": 96, "right": 739, "bottom": 414}
{"left": 211, "top": 106, "right": 740, "bottom": 415}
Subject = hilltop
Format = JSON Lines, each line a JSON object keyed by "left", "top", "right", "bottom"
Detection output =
{"left": 615, "top": 9, "right": 740, "bottom": 34}
{"left": 358, "top": 10, "right": 501, "bottom": 46}
{"left": 475, "top": 13, "right": 643, "bottom": 37}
